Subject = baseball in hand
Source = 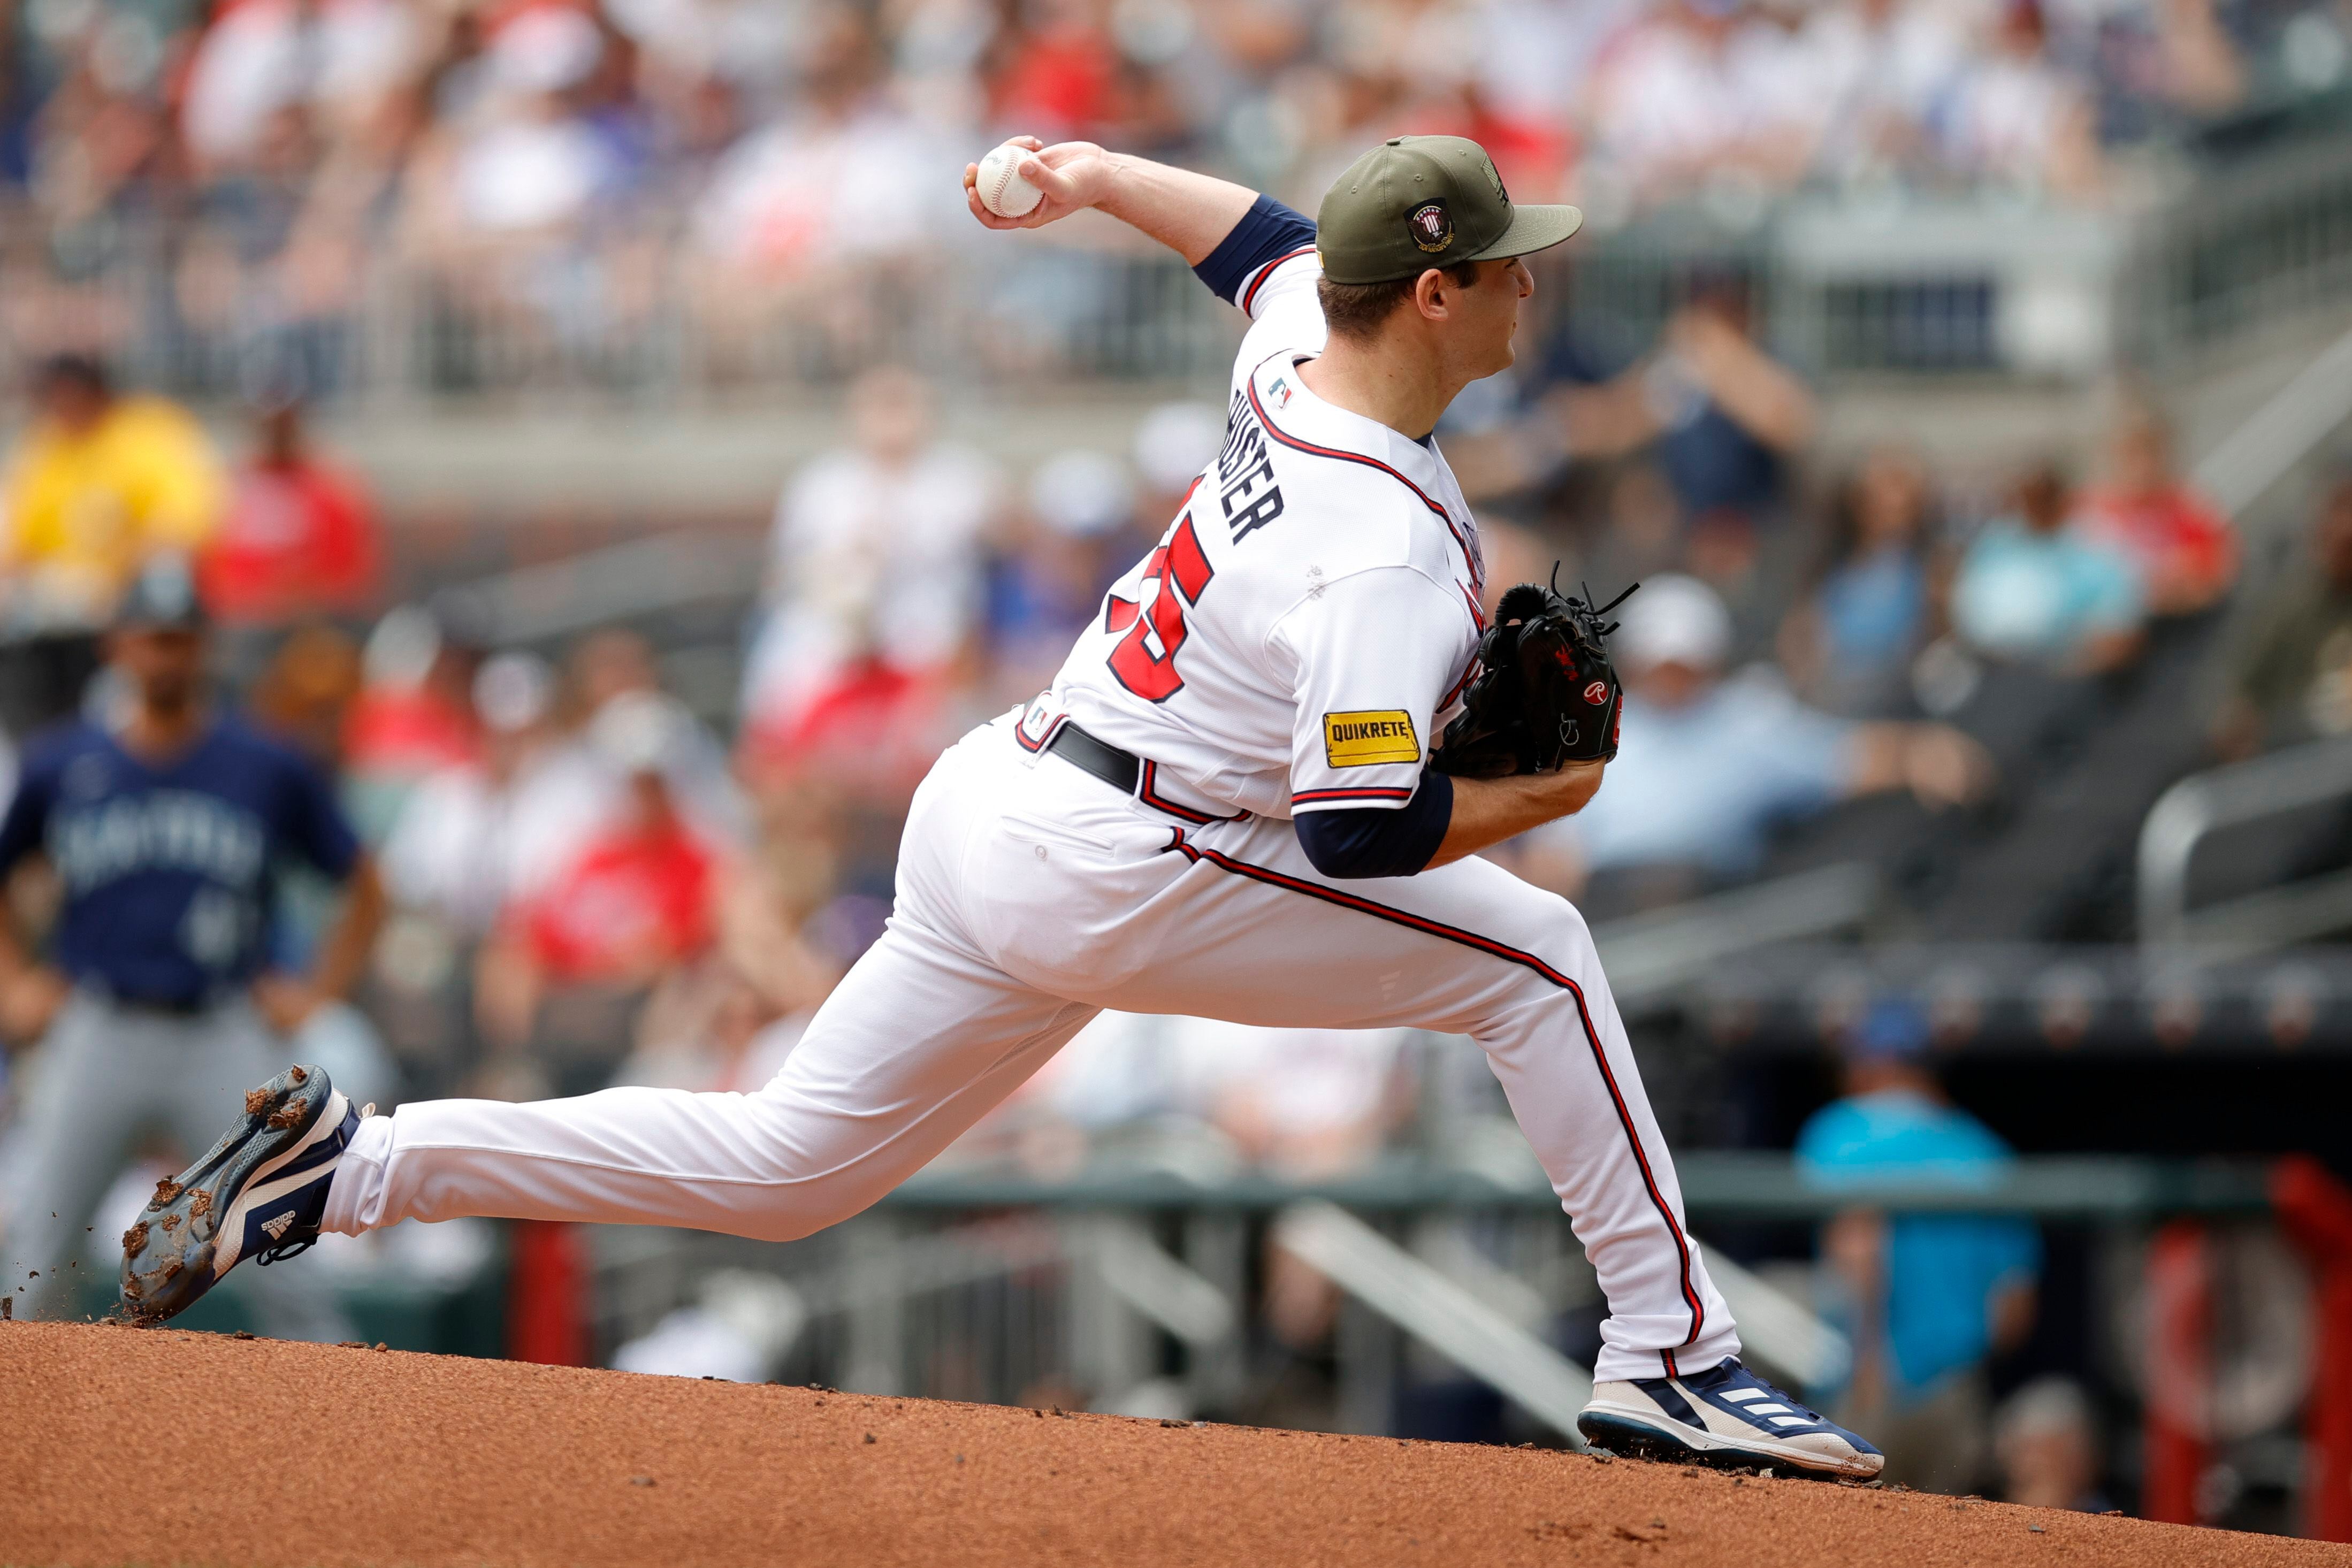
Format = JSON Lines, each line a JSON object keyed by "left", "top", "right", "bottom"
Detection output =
{"left": 975, "top": 143, "right": 1044, "bottom": 217}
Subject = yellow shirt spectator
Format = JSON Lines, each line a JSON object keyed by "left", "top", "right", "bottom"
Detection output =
{"left": 3, "top": 388, "right": 225, "bottom": 628}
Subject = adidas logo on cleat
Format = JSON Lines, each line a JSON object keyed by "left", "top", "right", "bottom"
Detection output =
{"left": 261, "top": 1213, "right": 294, "bottom": 1241}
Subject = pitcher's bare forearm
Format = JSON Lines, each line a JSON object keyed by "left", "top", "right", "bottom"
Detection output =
{"left": 1089, "top": 155, "right": 1260, "bottom": 264}
{"left": 1428, "top": 763, "right": 1605, "bottom": 868}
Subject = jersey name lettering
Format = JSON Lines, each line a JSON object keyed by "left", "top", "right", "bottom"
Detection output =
{"left": 1215, "top": 393, "right": 1285, "bottom": 542}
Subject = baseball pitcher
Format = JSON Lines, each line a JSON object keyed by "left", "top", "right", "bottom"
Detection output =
{"left": 121, "top": 136, "right": 1879, "bottom": 1476}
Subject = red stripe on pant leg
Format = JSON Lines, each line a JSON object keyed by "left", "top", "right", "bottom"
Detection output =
{"left": 1662, "top": 1349, "right": 1679, "bottom": 1379}
{"left": 1169, "top": 838, "right": 1705, "bottom": 1353}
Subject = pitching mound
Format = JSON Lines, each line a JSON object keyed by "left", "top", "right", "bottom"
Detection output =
{"left": 2, "top": 1321, "right": 2341, "bottom": 1567}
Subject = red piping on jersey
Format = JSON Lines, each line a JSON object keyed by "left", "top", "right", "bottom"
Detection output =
{"left": 1241, "top": 246, "right": 1318, "bottom": 315}
{"left": 1440, "top": 658, "right": 1478, "bottom": 711}
{"left": 1141, "top": 759, "right": 1243, "bottom": 824}
{"left": 1244, "top": 380, "right": 1484, "bottom": 595}
{"left": 1290, "top": 785, "right": 1416, "bottom": 806}
{"left": 1163, "top": 832, "right": 1707, "bottom": 1363}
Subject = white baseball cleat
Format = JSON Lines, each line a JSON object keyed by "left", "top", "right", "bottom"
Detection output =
{"left": 1577, "top": 1357, "right": 1885, "bottom": 1479}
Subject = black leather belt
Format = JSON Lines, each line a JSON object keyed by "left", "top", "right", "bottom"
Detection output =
{"left": 1045, "top": 721, "right": 1141, "bottom": 794}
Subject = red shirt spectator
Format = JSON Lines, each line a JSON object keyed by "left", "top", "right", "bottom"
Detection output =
{"left": 518, "top": 815, "right": 716, "bottom": 982}
{"left": 198, "top": 402, "right": 381, "bottom": 625}
{"left": 2075, "top": 408, "right": 2237, "bottom": 615}
{"left": 2075, "top": 484, "right": 2235, "bottom": 616}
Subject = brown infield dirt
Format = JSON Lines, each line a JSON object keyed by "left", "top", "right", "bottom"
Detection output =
{"left": 3, "top": 1321, "right": 2347, "bottom": 1568}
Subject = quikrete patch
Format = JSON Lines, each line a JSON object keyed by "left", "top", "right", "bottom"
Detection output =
{"left": 1323, "top": 710, "right": 1419, "bottom": 767}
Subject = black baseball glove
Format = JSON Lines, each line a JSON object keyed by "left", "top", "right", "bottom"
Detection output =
{"left": 1432, "top": 577, "right": 1636, "bottom": 778}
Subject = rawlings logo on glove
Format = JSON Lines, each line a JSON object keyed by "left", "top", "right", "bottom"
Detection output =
{"left": 1432, "top": 575, "right": 1636, "bottom": 778}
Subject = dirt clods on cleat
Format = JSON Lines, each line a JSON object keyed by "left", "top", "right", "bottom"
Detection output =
{"left": 159, "top": 1214, "right": 180, "bottom": 1233}
{"left": 121, "top": 1222, "right": 149, "bottom": 1256}
{"left": 266, "top": 1105, "right": 303, "bottom": 1130}
{"left": 148, "top": 1179, "right": 182, "bottom": 1210}
{"left": 188, "top": 1191, "right": 211, "bottom": 1218}
{"left": 245, "top": 1089, "right": 273, "bottom": 1115}
{"left": 288, "top": 1066, "right": 308, "bottom": 1084}
{"left": 159, "top": 1260, "right": 183, "bottom": 1282}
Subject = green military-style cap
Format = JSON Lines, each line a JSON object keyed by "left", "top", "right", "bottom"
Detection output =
{"left": 1315, "top": 135, "right": 1583, "bottom": 286}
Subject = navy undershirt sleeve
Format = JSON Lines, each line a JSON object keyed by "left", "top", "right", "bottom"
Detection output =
{"left": 1293, "top": 771, "right": 1454, "bottom": 879}
{"left": 1192, "top": 194, "right": 1318, "bottom": 308}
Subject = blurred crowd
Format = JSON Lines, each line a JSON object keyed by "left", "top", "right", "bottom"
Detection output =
{"left": 0, "top": 0, "right": 2344, "bottom": 385}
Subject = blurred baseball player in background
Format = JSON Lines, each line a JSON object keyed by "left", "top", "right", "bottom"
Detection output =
{"left": 1, "top": 554, "right": 382, "bottom": 1336}
{"left": 124, "top": 135, "right": 1879, "bottom": 1478}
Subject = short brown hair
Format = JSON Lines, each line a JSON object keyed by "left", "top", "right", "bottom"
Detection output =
{"left": 1316, "top": 261, "right": 1483, "bottom": 342}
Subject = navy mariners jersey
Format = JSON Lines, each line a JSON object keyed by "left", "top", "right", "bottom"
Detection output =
{"left": 0, "top": 717, "right": 361, "bottom": 1004}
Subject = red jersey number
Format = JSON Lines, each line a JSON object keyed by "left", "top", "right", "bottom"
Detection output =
{"left": 1106, "top": 515, "right": 1215, "bottom": 702}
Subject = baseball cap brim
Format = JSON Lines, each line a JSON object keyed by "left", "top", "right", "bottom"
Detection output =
{"left": 1463, "top": 203, "right": 1584, "bottom": 263}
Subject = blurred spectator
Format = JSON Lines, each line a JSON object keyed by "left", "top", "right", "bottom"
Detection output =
{"left": 1799, "top": 997, "right": 2042, "bottom": 1494}
{"left": 568, "top": 627, "right": 746, "bottom": 846}
{"left": 179, "top": 0, "right": 419, "bottom": 178}
{"left": 1950, "top": 463, "right": 2144, "bottom": 672}
{"left": 340, "top": 606, "right": 484, "bottom": 838}
{"left": 986, "top": 449, "right": 1136, "bottom": 697}
{"left": 0, "top": 356, "right": 225, "bottom": 736}
{"left": 1780, "top": 445, "right": 1945, "bottom": 716}
{"left": 1799, "top": 0, "right": 1972, "bottom": 184}
{"left": 1179, "top": 1019, "right": 1417, "bottom": 1180}
{"left": 2213, "top": 476, "right": 2352, "bottom": 758}
{"left": 247, "top": 621, "right": 365, "bottom": 770}
{"left": 1526, "top": 575, "right": 1990, "bottom": 912}
{"left": 1585, "top": 0, "right": 1817, "bottom": 201}
{"left": 1127, "top": 400, "right": 1225, "bottom": 553}
{"left": 198, "top": 397, "right": 382, "bottom": 626}
{"left": 741, "top": 365, "right": 996, "bottom": 783}
{"left": 380, "top": 649, "right": 607, "bottom": 937}
{"left": 1495, "top": 277, "right": 1818, "bottom": 558}
{"left": 1931, "top": 0, "right": 2103, "bottom": 198}
{"left": 1994, "top": 1376, "right": 2112, "bottom": 1512}
{"left": 2074, "top": 403, "right": 2235, "bottom": 617}
{"left": 476, "top": 689, "right": 722, "bottom": 1085}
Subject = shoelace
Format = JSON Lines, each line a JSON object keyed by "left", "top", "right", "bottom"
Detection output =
{"left": 254, "top": 1232, "right": 318, "bottom": 1267}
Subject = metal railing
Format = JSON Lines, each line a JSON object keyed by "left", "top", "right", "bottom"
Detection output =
{"left": 582, "top": 1152, "right": 2271, "bottom": 1442}
{"left": 2139, "top": 738, "right": 2352, "bottom": 952}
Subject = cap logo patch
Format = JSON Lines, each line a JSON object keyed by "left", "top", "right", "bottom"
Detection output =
{"left": 1407, "top": 201, "right": 1453, "bottom": 254}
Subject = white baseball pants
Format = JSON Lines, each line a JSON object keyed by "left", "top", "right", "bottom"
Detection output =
{"left": 323, "top": 716, "right": 1738, "bottom": 1382}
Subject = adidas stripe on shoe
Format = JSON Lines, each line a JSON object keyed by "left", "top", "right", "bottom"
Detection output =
{"left": 1577, "top": 1357, "right": 1884, "bottom": 1479}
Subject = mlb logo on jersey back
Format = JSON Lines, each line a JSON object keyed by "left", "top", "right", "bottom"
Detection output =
{"left": 1324, "top": 710, "right": 1419, "bottom": 767}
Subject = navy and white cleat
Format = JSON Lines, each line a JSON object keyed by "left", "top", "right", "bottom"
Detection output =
{"left": 1578, "top": 1358, "right": 1884, "bottom": 1480}
{"left": 118, "top": 1064, "right": 359, "bottom": 1325}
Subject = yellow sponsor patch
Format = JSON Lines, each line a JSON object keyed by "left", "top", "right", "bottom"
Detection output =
{"left": 1323, "top": 710, "right": 1419, "bottom": 768}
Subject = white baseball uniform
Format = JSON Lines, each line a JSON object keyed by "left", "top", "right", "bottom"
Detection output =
{"left": 320, "top": 246, "right": 1739, "bottom": 1385}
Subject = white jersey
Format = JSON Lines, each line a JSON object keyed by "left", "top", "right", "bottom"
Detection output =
{"left": 1030, "top": 249, "right": 1487, "bottom": 822}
